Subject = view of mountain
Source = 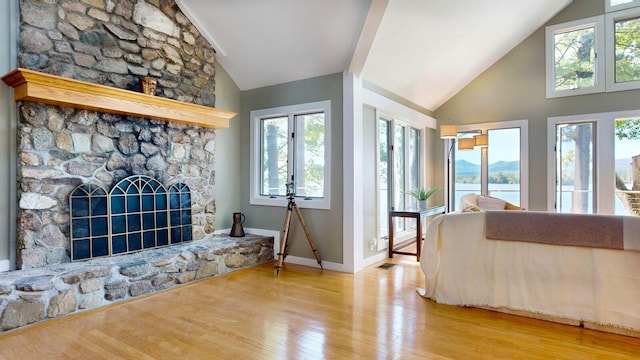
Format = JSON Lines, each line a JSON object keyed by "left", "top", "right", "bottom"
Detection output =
{"left": 455, "top": 160, "right": 520, "bottom": 174}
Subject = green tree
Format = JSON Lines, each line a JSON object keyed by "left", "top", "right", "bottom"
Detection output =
{"left": 614, "top": 17, "right": 640, "bottom": 83}
{"left": 614, "top": 119, "right": 640, "bottom": 215}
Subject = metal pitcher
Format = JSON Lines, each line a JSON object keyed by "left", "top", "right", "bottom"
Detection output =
{"left": 229, "top": 212, "right": 246, "bottom": 237}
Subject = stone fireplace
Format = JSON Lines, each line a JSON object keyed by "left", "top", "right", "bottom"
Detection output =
{"left": 0, "top": 0, "right": 274, "bottom": 332}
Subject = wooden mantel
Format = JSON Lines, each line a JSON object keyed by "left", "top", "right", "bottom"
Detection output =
{"left": 1, "top": 68, "right": 236, "bottom": 129}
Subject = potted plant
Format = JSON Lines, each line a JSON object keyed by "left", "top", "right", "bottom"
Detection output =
{"left": 404, "top": 187, "right": 439, "bottom": 209}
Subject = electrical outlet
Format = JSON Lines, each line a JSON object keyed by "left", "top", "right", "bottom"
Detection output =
{"left": 377, "top": 237, "right": 388, "bottom": 251}
{"left": 369, "top": 238, "right": 377, "bottom": 251}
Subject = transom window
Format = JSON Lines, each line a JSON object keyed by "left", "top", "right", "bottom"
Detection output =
{"left": 546, "top": 16, "right": 605, "bottom": 98}
{"left": 249, "top": 101, "right": 331, "bottom": 209}
{"left": 547, "top": 4, "right": 640, "bottom": 97}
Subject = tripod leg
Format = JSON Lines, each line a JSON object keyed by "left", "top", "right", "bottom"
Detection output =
{"left": 293, "top": 204, "right": 323, "bottom": 269}
{"left": 275, "top": 205, "right": 292, "bottom": 277}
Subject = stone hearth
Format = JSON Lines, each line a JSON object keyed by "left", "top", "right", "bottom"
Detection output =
{"left": 0, "top": 234, "right": 274, "bottom": 332}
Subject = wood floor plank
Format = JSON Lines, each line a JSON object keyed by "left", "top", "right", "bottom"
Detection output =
{"left": 1, "top": 256, "right": 639, "bottom": 359}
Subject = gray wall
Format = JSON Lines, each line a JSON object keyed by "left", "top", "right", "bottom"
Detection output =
{"left": 0, "top": 0, "right": 17, "bottom": 267}
{"left": 433, "top": 0, "right": 640, "bottom": 210}
{"left": 239, "top": 73, "right": 344, "bottom": 264}
{"left": 213, "top": 62, "right": 242, "bottom": 230}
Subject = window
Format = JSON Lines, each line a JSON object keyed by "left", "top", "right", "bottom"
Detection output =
{"left": 548, "top": 110, "right": 640, "bottom": 216}
{"left": 449, "top": 120, "right": 529, "bottom": 211}
{"left": 377, "top": 116, "right": 423, "bottom": 238}
{"left": 606, "top": 7, "right": 640, "bottom": 91}
{"left": 553, "top": 122, "right": 596, "bottom": 213}
{"left": 546, "top": 16, "right": 605, "bottom": 98}
{"left": 249, "top": 101, "right": 331, "bottom": 209}
{"left": 606, "top": 0, "right": 640, "bottom": 12}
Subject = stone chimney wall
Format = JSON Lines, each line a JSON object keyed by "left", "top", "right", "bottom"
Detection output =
{"left": 16, "top": 0, "right": 219, "bottom": 269}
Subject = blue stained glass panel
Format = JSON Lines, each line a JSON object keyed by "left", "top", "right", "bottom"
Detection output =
{"left": 142, "top": 195, "right": 154, "bottom": 211}
{"left": 181, "top": 210, "right": 191, "bottom": 225}
{"left": 169, "top": 193, "right": 180, "bottom": 209}
{"left": 112, "top": 235, "right": 126, "bottom": 254}
{"left": 156, "top": 193, "right": 167, "bottom": 210}
{"left": 72, "top": 219, "right": 89, "bottom": 238}
{"left": 156, "top": 212, "right": 167, "bottom": 228}
{"left": 128, "top": 233, "right": 142, "bottom": 251}
{"left": 183, "top": 226, "right": 192, "bottom": 241}
{"left": 142, "top": 213, "right": 155, "bottom": 230}
{"left": 91, "top": 197, "right": 108, "bottom": 216}
{"left": 157, "top": 229, "right": 168, "bottom": 246}
{"left": 92, "top": 237, "right": 109, "bottom": 257}
{"left": 170, "top": 211, "right": 180, "bottom": 226}
{"left": 127, "top": 214, "right": 141, "bottom": 232}
{"left": 91, "top": 217, "right": 108, "bottom": 236}
{"left": 143, "top": 231, "right": 155, "bottom": 248}
{"left": 126, "top": 182, "right": 137, "bottom": 194}
{"left": 71, "top": 198, "right": 89, "bottom": 217}
{"left": 111, "top": 196, "right": 125, "bottom": 214}
{"left": 127, "top": 195, "right": 140, "bottom": 212}
{"left": 111, "top": 215, "right": 126, "bottom": 234}
{"left": 180, "top": 194, "right": 191, "bottom": 208}
{"left": 171, "top": 227, "right": 182, "bottom": 244}
{"left": 73, "top": 239, "right": 90, "bottom": 260}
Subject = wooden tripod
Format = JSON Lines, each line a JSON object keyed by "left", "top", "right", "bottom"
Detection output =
{"left": 275, "top": 192, "right": 323, "bottom": 277}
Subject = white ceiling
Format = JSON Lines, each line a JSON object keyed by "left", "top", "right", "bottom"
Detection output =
{"left": 176, "top": 0, "right": 571, "bottom": 112}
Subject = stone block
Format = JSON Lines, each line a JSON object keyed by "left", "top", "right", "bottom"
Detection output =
{"left": 19, "top": 193, "right": 57, "bottom": 211}
{"left": 133, "top": 1, "right": 175, "bottom": 36}
{"left": 79, "top": 294, "right": 103, "bottom": 309}
{"left": 79, "top": 278, "right": 102, "bottom": 294}
{"left": 119, "top": 261, "right": 150, "bottom": 278}
{"left": 174, "top": 271, "right": 195, "bottom": 284}
{"left": 61, "top": 266, "right": 111, "bottom": 284}
{"left": 0, "top": 298, "right": 45, "bottom": 331}
{"left": 47, "top": 290, "right": 77, "bottom": 318}
{"left": 129, "top": 282, "right": 153, "bottom": 297}
{"left": 151, "top": 273, "right": 175, "bottom": 290}
{"left": 14, "top": 275, "right": 55, "bottom": 292}
{"left": 195, "top": 261, "right": 217, "bottom": 280}
{"left": 225, "top": 254, "right": 246, "bottom": 269}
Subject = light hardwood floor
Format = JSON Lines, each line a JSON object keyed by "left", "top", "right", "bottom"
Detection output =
{"left": 1, "top": 255, "right": 639, "bottom": 359}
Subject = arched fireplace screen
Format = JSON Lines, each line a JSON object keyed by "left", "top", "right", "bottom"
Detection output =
{"left": 70, "top": 175, "right": 192, "bottom": 261}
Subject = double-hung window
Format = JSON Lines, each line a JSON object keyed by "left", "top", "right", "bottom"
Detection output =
{"left": 249, "top": 101, "right": 331, "bottom": 209}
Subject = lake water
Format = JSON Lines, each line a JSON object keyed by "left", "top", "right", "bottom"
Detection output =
{"left": 455, "top": 183, "right": 631, "bottom": 215}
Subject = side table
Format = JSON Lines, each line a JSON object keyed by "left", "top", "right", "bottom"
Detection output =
{"left": 388, "top": 206, "right": 445, "bottom": 261}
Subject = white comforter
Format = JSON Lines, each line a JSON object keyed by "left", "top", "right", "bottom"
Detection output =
{"left": 418, "top": 212, "right": 640, "bottom": 332}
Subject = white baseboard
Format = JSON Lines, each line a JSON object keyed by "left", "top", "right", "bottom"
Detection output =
{"left": 280, "top": 255, "right": 344, "bottom": 272}
{"left": 0, "top": 259, "right": 9, "bottom": 272}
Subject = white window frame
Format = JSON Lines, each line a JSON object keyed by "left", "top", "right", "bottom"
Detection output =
{"left": 545, "top": 16, "right": 606, "bottom": 98}
{"left": 606, "top": 0, "right": 640, "bottom": 13}
{"left": 376, "top": 111, "right": 426, "bottom": 243}
{"left": 448, "top": 120, "right": 529, "bottom": 210}
{"left": 606, "top": 7, "right": 640, "bottom": 92}
{"left": 249, "top": 100, "right": 331, "bottom": 209}
{"left": 545, "top": 111, "right": 639, "bottom": 214}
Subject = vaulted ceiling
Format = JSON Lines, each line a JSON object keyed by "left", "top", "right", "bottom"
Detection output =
{"left": 176, "top": 0, "right": 572, "bottom": 112}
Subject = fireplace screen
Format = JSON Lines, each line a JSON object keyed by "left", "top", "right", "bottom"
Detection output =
{"left": 70, "top": 175, "right": 193, "bottom": 261}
